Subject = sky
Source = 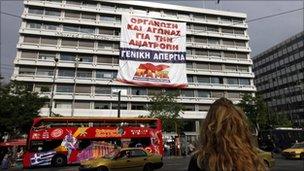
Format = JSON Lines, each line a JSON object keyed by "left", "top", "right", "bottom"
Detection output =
{"left": 0, "top": 0, "right": 303, "bottom": 83}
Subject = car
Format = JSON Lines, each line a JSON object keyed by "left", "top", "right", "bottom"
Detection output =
{"left": 257, "top": 148, "right": 275, "bottom": 168}
{"left": 282, "top": 141, "right": 304, "bottom": 159}
{"left": 79, "top": 148, "right": 163, "bottom": 171}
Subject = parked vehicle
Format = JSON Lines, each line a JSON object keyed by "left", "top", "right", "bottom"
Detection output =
{"left": 79, "top": 148, "right": 163, "bottom": 171}
{"left": 282, "top": 141, "right": 304, "bottom": 159}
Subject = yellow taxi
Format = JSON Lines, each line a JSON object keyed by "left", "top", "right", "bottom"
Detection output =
{"left": 79, "top": 148, "right": 163, "bottom": 171}
{"left": 257, "top": 148, "right": 275, "bottom": 168}
{"left": 282, "top": 141, "right": 304, "bottom": 159}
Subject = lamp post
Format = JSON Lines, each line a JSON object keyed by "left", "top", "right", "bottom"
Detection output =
{"left": 49, "top": 57, "right": 59, "bottom": 117}
{"left": 71, "top": 57, "right": 82, "bottom": 117}
{"left": 112, "top": 89, "right": 121, "bottom": 118}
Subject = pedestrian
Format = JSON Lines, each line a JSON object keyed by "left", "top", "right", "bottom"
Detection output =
{"left": 188, "top": 97, "right": 266, "bottom": 171}
{"left": 1, "top": 154, "right": 9, "bottom": 171}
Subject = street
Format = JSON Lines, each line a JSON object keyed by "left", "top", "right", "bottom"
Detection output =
{"left": 10, "top": 155, "right": 304, "bottom": 171}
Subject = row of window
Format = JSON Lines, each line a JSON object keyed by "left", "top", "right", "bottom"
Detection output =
{"left": 21, "top": 51, "right": 118, "bottom": 64}
{"left": 20, "top": 49, "right": 248, "bottom": 64}
{"left": 22, "top": 35, "right": 247, "bottom": 49}
{"left": 34, "top": 83, "right": 251, "bottom": 96}
{"left": 25, "top": 20, "right": 246, "bottom": 37}
{"left": 254, "top": 50, "right": 304, "bottom": 77}
{"left": 253, "top": 34, "right": 303, "bottom": 66}
{"left": 27, "top": 3, "right": 245, "bottom": 25}
{"left": 186, "top": 62, "right": 249, "bottom": 72}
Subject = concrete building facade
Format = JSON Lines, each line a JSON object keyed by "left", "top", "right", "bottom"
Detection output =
{"left": 253, "top": 31, "right": 304, "bottom": 125}
{"left": 12, "top": 0, "right": 255, "bottom": 138}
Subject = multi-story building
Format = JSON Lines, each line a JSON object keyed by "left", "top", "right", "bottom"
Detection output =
{"left": 11, "top": 0, "right": 255, "bottom": 138}
{"left": 253, "top": 31, "right": 304, "bottom": 126}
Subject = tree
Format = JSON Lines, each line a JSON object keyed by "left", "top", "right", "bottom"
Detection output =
{"left": 148, "top": 92, "right": 183, "bottom": 133}
{"left": 238, "top": 93, "right": 292, "bottom": 131}
{"left": 0, "top": 81, "right": 48, "bottom": 138}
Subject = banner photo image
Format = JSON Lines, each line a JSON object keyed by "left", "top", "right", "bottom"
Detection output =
{"left": 117, "top": 15, "right": 188, "bottom": 88}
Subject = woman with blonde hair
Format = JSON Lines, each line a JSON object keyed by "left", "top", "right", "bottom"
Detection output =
{"left": 188, "top": 97, "right": 266, "bottom": 171}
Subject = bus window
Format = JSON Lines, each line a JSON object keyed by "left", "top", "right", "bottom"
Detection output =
{"left": 78, "top": 140, "right": 91, "bottom": 150}
{"left": 129, "top": 138, "right": 151, "bottom": 148}
{"left": 29, "top": 140, "right": 62, "bottom": 152}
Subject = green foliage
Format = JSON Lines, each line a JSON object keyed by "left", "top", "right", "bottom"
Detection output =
{"left": 0, "top": 81, "right": 48, "bottom": 138}
{"left": 238, "top": 93, "right": 293, "bottom": 130}
{"left": 148, "top": 92, "right": 183, "bottom": 132}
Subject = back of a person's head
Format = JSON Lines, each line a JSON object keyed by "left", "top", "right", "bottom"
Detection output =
{"left": 196, "top": 97, "right": 266, "bottom": 171}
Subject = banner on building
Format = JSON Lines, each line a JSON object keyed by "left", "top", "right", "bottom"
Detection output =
{"left": 117, "top": 15, "right": 188, "bottom": 88}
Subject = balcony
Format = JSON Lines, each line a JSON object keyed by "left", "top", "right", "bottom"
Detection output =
{"left": 187, "top": 54, "right": 252, "bottom": 65}
{"left": 186, "top": 42, "right": 251, "bottom": 53}
{"left": 23, "top": 0, "right": 248, "bottom": 29}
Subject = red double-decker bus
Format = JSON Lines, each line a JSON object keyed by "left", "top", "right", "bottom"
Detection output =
{"left": 23, "top": 117, "right": 163, "bottom": 168}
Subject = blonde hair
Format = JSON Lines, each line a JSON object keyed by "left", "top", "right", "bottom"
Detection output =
{"left": 196, "top": 98, "right": 266, "bottom": 171}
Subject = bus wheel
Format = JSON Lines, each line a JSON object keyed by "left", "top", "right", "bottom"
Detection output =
{"left": 143, "top": 163, "right": 154, "bottom": 171}
{"left": 51, "top": 154, "right": 67, "bottom": 167}
{"left": 300, "top": 153, "right": 304, "bottom": 159}
{"left": 97, "top": 166, "right": 108, "bottom": 171}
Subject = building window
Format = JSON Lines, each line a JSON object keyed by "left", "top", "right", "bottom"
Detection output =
{"left": 94, "top": 102, "right": 110, "bottom": 109}
{"left": 227, "top": 78, "right": 238, "bottom": 85}
{"left": 36, "top": 68, "right": 53, "bottom": 76}
{"left": 131, "top": 103, "right": 146, "bottom": 110}
{"left": 187, "top": 76, "right": 194, "bottom": 83}
{"left": 45, "top": 9, "right": 61, "bottom": 16}
{"left": 79, "top": 26, "right": 95, "bottom": 34}
{"left": 79, "top": 40, "right": 94, "bottom": 49}
{"left": 60, "top": 53, "right": 75, "bottom": 61}
{"left": 198, "top": 105, "right": 210, "bottom": 111}
{"left": 65, "top": 10, "right": 80, "bottom": 19}
{"left": 42, "top": 23, "right": 58, "bottom": 30}
{"left": 56, "top": 85, "right": 73, "bottom": 93}
{"left": 210, "top": 64, "right": 222, "bottom": 71}
{"left": 197, "top": 76, "right": 209, "bottom": 83}
{"left": 195, "top": 49, "right": 208, "bottom": 56}
{"left": 27, "top": 22, "right": 42, "bottom": 29}
{"left": 96, "top": 70, "right": 117, "bottom": 79}
{"left": 74, "top": 102, "right": 90, "bottom": 109}
{"left": 28, "top": 7, "right": 44, "bottom": 15}
{"left": 58, "top": 69, "right": 74, "bottom": 77}
{"left": 211, "top": 77, "right": 222, "bottom": 84}
{"left": 112, "top": 103, "right": 128, "bottom": 110}
{"left": 23, "top": 36, "right": 40, "bottom": 44}
{"left": 197, "top": 90, "right": 210, "bottom": 97}
{"left": 183, "top": 104, "right": 195, "bottom": 111}
{"left": 39, "top": 52, "right": 56, "bottom": 60}
{"left": 78, "top": 55, "right": 93, "bottom": 63}
{"left": 211, "top": 91, "right": 224, "bottom": 98}
{"left": 147, "top": 89, "right": 162, "bottom": 95}
{"left": 222, "top": 28, "right": 233, "bottom": 34}
{"left": 21, "top": 51, "right": 38, "bottom": 59}
{"left": 95, "top": 86, "right": 111, "bottom": 94}
{"left": 75, "top": 85, "right": 91, "bottom": 94}
{"left": 41, "top": 37, "right": 58, "bottom": 45}
{"left": 63, "top": 25, "right": 79, "bottom": 32}
{"left": 97, "top": 56, "right": 114, "bottom": 64}
{"left": 61, "top": 39, "right": 78, "bottom": 47}
{"left": 209, "top": 50, "right": 221, "bottom": 57}
{"left": 225, "top": 65, "right": 237, "bottom": 72}
{"left": 181, "top": 90, "right": 194, "bottom": 97}
{"left": 239, "top": 78, "right": 250, "bottom": 85}
{"left": 81, "top": 13, "right": 96, "bottom": 21}
{"left": 224, "top": 52, "right": 236, "bottom": 58}
{"left": 77, "top": 70, "right": 92, "bottom": 78}
{"left": 55, "top": 101, "right": 72, "bottom": 109}
{"left": 132, "top": 88, "right": 147, "bottom": 95}
{"left": 206, "top": 26, "right": 218, "bottom": 32}
{"left": 19, "top": 67, "right": 35, "bottom": 75}
{"left": 227, "top": 92, "right": 240, "bottom": 98}
{"left": 196, "top": 63, "right": 209, "bottom": 70}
